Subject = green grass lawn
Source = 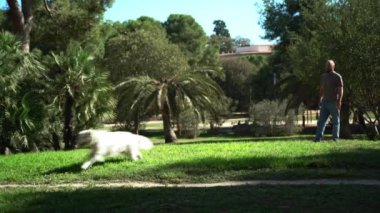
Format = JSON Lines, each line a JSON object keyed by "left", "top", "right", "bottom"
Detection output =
{"left": 1, "top": 136, "right": 380, "bottom": 184}
{"left": 1, "top": 185, "right": 379, "bottom": 212}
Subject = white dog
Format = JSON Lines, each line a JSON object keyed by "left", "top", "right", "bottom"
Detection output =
{"left": 76, "top": 130, "right": 153, "bottom": 170}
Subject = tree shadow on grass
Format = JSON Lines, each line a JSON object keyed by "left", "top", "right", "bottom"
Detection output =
{"left": 174, "top": 135, "right": 315, "bottom": 146}
{"left": 44, "top": 158, "right": 126, "bottom": 175}
{"left": 140, "top": 148, "right": 380, "bottom": 180}
{"left": 2, "top": 185, "right": 380, "bottom": 213}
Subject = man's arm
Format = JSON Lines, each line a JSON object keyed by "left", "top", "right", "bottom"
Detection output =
{"left": 319, "top": 86, "right": 324, "bottom": 105}
{"left": 336, "top": 86, "right": 343, "bottom": 110}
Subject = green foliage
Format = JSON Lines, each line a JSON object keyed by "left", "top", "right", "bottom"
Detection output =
{"left": 246, "top": 55, "right": 267, "bottom": 67}
{"left": 0, "top": 31, "right": 48, "bottom": 153}
{"left": 261, "top": 0, "right": 310, "bottom": 45}
{"left": 211, "top": 20, "right": 235, "bottom": 53}
{"left": 199, "top": 43, "right": 221, "bottom": 68}
{"left": 105, "top": 29, "right": 189, "bottom": 134}
{"left": 234, "top": 37, "right": 251, "bottom": 47}
{"left": 285, "top": 0, "right": 380, "bottom": 138}
{"left": 104, "top": 21, "right": 225, "bottom": 141}
{"left": 205, "top": 96, "right": 232, "bottom": 129}
{"left": 105, "top": 29, "right": 187, "bottom": 81}
{"left": 164, "top": 14, "right": 208, "bottom": 66}
{"left": 210, "top": 34, "right": 235, "bottom": 54}
{"left": 260, "top": 0, "right": 323, "bottom": 107}
{"left": 178, "top": 107, "right": 201, "bottom": 138}
{"left": 220, "top": 57, "right": 259, "bottom": 111}
{"left": 0, "top": 10, "right": 9, "bottom": 30}
{"left": 250, "top": 65, "right": 275, "bottom": 102}
{"left": 123, "top": 16, "right": 166, "bottom": 36}
{"left": 31, "top": 0, "right": 114, "bottom": 53}
{"left": 117, "top": 69, "right": 225, "bottom": 142}
{"left": 213, "top": 20, "right": 230, "bottom": 37}
{"left": 48, "top": 43, "right": 114, "bottom": 148}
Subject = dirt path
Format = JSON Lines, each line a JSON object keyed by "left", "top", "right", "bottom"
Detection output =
{"left": 1, "top": 179, "right": 380, "bottom": 189}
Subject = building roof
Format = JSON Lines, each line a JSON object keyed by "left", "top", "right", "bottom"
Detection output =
{"left": 220, "top": 45, "right": 274, "bottom": 57}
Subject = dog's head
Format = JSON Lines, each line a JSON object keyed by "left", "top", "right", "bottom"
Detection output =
{"left": 75, "top": 130, "right": 93, "bottom": 148}
{"left": 138, "top": 136, "right": 154, "bottom": 150}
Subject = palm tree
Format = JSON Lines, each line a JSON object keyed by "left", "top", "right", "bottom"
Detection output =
{"left": 50, "top": 43, "right": 114, "bottom": 149}
{"left": 117, "top": 71, "right": 224, "bottom": 143}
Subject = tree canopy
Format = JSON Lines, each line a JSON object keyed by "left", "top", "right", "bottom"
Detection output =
{"left": 164, "top": 14, "right": 208, "bottom": 66}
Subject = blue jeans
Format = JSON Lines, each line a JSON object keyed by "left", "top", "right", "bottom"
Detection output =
{"left": 315, "top": 100, "right": 340, "bottom": 140}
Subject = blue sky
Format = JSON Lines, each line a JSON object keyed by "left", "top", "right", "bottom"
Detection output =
{"left": 104, "top": 0, "right": 274, "bottom": 45}
{"left": 0, "top": 0, "right": 274, "bottom": 44}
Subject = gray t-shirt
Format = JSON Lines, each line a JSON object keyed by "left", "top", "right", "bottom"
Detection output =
{"left": 320, "top": 71, "right": 343, "bottom": 101}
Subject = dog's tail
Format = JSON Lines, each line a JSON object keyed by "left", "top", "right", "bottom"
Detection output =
{"left": 75, "top": 129, "right": 94, "bottom": 148}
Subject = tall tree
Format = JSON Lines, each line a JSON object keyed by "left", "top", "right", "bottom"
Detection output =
{"left": 50, "top": 43, "right": 113, "bottom": 149}
{"left": 213, "top": 20, "right": 230, "bottom": 37}
{"left": 220, "top": 57, "right": 259, "bottom": 111}
{"left": 211, "top": 20, "right": 235, "bottom": 53}
{"left": 104, "top": 26, "right": 187, "bottom": 135}
{"left": 164, "top": 14, "right": 208, "bottom": 66}
{"left": 39, "top": 0, "right": 113, "bottom": 53}
{"left": 105, "top": 26, "right": 224, "bottom": 143}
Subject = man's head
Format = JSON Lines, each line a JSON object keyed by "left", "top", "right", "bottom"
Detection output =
{"left": 325, "top": 60, "right": 335, "bottom": 72}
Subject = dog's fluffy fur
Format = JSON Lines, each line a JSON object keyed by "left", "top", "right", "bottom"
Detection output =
{"left": 77, "top": 130, "right": 153, "bottom": 170}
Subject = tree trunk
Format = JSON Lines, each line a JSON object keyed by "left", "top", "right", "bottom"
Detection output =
{"left": 21, "top": 0, "right": 32, "bottom": 53}
{"left": 176, "top": 112, "right": 182, "bottom": 137}
{"left": 0, "top": 142, "right": 6, "bottom": 155}
{"left": 52, "top": 132, "right": 60, "bottom": 151}
{"left": 367, "top": 124, "right": 379, "bottom": 140}
{"left": 31, "top": 143, "right": 39, "bottom": 152}
{"left": 355, "top": 109, "right": 366, "bottom": 129}
{"left": 340, "top": 101, "right": 352, "bottom": 139}
{"left": 63, "top": 92, "right": 75, "bottom": 150}
{"left": 210, "top": 122, "right": 214, "bottom": 130}
{"left": 133, "top": 111, "right": 139, "bottom": 134}
{"left": 6, "top": 0, "right": 33, "bottom": 52}
{"left": 162, "top": 100, "right": 177, "bottom": 143}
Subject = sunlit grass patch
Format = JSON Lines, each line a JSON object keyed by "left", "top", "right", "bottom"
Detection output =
{"left": 0, "top": 137, "right": 379, "bottom": 184}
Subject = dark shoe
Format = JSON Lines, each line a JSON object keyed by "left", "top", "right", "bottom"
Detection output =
{"left": 314, "top": 139, "right": 321, "bottom": 142}
{"left": 332, "top": 139, "right": 338, "bottom": 142}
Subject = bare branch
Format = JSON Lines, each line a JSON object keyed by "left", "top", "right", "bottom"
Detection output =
{"left": 43, "top": 0, "right": 53, "bottom": 17}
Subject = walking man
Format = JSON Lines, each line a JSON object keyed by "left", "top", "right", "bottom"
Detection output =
{"left": 315, "top": 60, "right": 344, "bottom": 142}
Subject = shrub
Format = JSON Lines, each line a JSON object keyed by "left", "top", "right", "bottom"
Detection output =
{"left": 248, "top": 100, "right": 301, "bottom": 136}
{"left": 178, "top": 108, "right": 201, "bottom": 138}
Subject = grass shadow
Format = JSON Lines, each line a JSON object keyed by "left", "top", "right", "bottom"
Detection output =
{"left": 45, "top": 158, "right": 127, "bottom": 175}
{"left": 175, "top": 135, "right": 315, "bottom": 145}
{"left": 2, "top": 185, "right": 380, "bottom": 212}
{"left": 140, "top": 148, "right": 380, "bottom": 180}
{"left": 45, "top": 163, "right": 83, "bottom": 174}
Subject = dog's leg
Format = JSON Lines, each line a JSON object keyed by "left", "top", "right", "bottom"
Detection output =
{"left": 130, "top": 148, "right": 141, "bottom": 161}
{"left": 94, "top": 154, "right": 105, "bottom": 162}
{"left": 81, "top": 154, "right": 105, "bottom": 170}
{"left": 81, "top": 159, "right": 95, "bottom": 170}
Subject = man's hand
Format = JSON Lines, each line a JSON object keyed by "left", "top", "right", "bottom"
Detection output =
{"left": 336, "top": 101, "right": 342, "bottom": 110}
